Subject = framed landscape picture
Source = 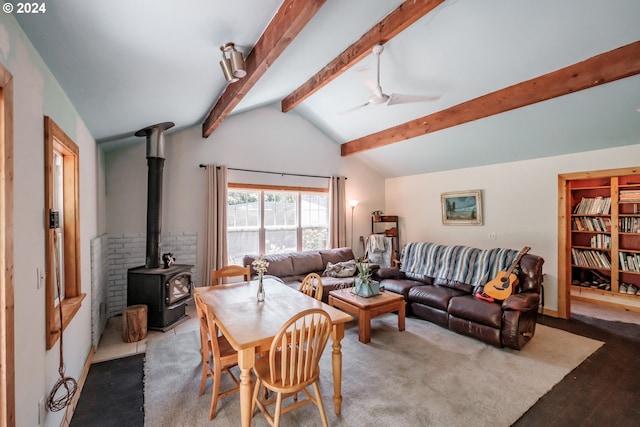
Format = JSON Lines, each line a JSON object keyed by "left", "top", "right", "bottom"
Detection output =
{"left": 441, "top": 190, "right": 483, "bottom": 225}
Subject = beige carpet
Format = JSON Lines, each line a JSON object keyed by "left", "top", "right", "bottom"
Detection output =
{"left": 144, "top": 314, "right": 603, "bottom": 427}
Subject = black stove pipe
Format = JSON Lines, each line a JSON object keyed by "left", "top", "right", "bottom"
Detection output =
{"left": 135, "top": 121, "right": 175, "bottom": 269}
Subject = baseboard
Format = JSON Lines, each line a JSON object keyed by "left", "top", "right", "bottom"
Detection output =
{"left": 572, "top": 293, "right": 640, "bottom": 314}
{"left": 539, "top": 307, "right": 559, "bottom": 318}
{"left": 60, "top": 346, "right": 95, "bottom": 427}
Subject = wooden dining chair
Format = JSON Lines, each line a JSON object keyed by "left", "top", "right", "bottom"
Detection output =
{"left": 194, "top": 293, "right": 240, "bottom": 420}
{"left": 251, "top": 308, "right": 332, "bottom": 427}
{"left": 298, "top": 272, "right": 323, "bottom": 301}
{"left": 211, "top": 264, "right": 251, "bottom": 286}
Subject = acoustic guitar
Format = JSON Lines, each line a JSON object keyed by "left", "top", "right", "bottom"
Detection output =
{"left": 482, "top": 246, "right": 531, "bottom": 300}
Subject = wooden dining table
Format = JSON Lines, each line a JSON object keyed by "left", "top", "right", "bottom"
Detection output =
{"left": 195, "top": 278, "right": 353, "bottom": 427}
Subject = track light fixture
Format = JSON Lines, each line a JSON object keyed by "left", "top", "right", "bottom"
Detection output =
{"left": 219, "top": 42, "right": 246, "bottom": 83}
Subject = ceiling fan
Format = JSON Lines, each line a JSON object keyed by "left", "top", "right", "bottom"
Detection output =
{"left": 341, "top": 44, "right": 441, "bottom": 113}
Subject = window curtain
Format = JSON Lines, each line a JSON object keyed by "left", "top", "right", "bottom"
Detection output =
{"left": 329, "top": 176, "right": 347, "bottom": 248}
{"left": 203, "top": 164, "right": 228, "bottom": 287}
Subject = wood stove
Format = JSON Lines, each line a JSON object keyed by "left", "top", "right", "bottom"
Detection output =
{"left": 127, "top": 264, "right": 192, "bottom": 331}
{"left": 126, "top": 122, "right": 193, "bottom": 331}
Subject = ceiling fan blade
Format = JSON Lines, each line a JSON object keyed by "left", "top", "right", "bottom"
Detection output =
{"left": 387, "top": 93, "right": 441, "bottom": 106}
{"left": 357, "top": 68, "right": 383, "bottom": 99}
{"left": 337, "top": 102, "right": 370, "bottom": 115}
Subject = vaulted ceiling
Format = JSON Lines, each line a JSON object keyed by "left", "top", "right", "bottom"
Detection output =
{"left": 15, "top": 0, "right": 640, "bottom": 177}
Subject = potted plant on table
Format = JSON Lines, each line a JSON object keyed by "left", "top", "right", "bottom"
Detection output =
{"left": 354, "top": 261, "right": 380, "bottom": 297}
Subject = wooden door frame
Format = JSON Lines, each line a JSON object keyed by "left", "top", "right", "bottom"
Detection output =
{"left": 0, "top": 63, "right": 15, "bottom": 427}
{"left": 557, "top": 173, "right": 572, "bottom": 319}
{"left": 558, "top": 166, "right": 640, "bottom": 320}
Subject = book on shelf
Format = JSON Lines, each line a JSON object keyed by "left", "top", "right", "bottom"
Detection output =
{"left": 619, "top": 251, "right": 640, "bottom": 272}
{"left": 572, "top": 248, "right": 611, "bottom": 269}
{"left": 573, "top": 196, "right": 611, "bottom": 215}
{"left": 619, "top": 217, "right": 640, "bottom": 233}
{"left": 572, "top": 217, "right": 611, "bottom": 232}
{"left": 619, "top": 190, "right": 640, "bottom": 202}
{"left": 590, "top": 234, "right": 611, "bottom": 249}
{"left": 620, "top": 252, "right": 627, "bottom": 271}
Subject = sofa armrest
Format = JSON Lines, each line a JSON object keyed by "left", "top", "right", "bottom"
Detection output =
{"left": 502, "top": 292, "right": 540, "bottom": 312}
{"left": 373, "top": 267, "right": 406, "bottom": 280}
{"left": 368, "top": 263, "right": 380, "bottom": 275}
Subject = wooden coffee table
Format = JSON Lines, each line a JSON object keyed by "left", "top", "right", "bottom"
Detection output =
{"left": 328, "top": 288, "right": 405, "bottom": 343}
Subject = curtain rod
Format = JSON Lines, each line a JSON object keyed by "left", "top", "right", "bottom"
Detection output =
{"left": 198, "top": 164, "right": 342, "bottom": 180}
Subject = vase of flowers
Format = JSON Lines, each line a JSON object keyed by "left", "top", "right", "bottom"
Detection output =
{"left": 252, "top": 256, "right": 269, "bottom": 302}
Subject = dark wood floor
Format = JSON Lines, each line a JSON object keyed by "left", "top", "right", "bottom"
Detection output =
{"left": 514, "top": 313, "right": 640, "bottom": 427}
{"left": 70, "top": 314, "right": 640, "bottom": 426}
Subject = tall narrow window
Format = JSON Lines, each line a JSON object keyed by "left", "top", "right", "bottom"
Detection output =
{"left": 301, "top": 193, "right": 329, "bottom": 251}
{"left": 264, "top": 191, "right": 297, "bottom": 253}
{"left": 227, "top": 190, "right": 260, "bottom": 264}
{"left": 44, "top": 116, "right": 84, "bottom": 350}
{"left": 53, "top": 151, "right": 65, "bottom": 304}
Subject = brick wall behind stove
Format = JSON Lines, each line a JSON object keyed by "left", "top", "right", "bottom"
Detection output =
{"left": 90, "top": 234, "right": 110, "bottom": 349}
{"left": 107, "top": 231, "right": 198, "bottom": 318}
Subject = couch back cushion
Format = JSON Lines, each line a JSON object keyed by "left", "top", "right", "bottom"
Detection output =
{"left": 517, "top": 254, "right": 544, "bottom": 293}
{"left": 319, "top": 247, "right": 355, "bottom": 266}
{"left": 242, "top": 253, "right": 295, "bottom": 278}
{"left": 291, "top": 251, "right": 324, "bottom": 276}
{"left": 433, "top": 277, "right": 473, "bottom": 293}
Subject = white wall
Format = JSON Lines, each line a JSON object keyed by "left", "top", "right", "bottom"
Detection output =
{"left": 385, "top": 144, "right": 640, "bottom": 312}
{"left": 1, "top": 14, "right": 103, "bottom": 427}
{"left": 105, "top": 104, "right": 385, "bottom": 285}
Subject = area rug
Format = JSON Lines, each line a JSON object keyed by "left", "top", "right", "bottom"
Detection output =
{"left": 144, "top": 315, "right": 603, "bottom": 427}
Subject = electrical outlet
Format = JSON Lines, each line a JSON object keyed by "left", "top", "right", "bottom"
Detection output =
{"left": 489, "top": 233, "right": 497, "bottom": 240}
{"left": 38, "top": 395, "right": 46, "bottom": 424}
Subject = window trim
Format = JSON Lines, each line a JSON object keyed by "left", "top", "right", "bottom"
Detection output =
{"left": 44, "top": 116, "right": 85, "bottom": 350}
{"left": 228, "top": 182, "right": 327, "bottom": 193}
{"left": 227, "top": 184, "right": 329, "bottom": 259}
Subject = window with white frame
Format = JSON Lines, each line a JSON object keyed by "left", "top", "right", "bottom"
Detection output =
{"left": 227, "top": 187, "right": 329, "bottom": 264}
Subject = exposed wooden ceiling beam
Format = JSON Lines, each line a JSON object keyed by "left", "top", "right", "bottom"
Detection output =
{"left": 341, "top": 41, "right": 640, "bottom": 156}
{"left": 281, "top": 0, "right": 445, "bottom": 113}
{"left": 202, "top": 0, "right": 326, "bottom": 138}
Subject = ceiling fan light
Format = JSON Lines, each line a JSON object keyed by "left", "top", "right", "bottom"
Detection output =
{"left": 220, "top": 57, "right": 239, "bottom": 83}
{"left": 230, "top": 50, "right": 247, "bottom": 78}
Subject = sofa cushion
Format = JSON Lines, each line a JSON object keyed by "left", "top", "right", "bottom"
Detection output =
{"left": 381, "top": 279, "right": 426, "bottom": 299}
{"left": 374, "top": 267, "right": 406, "bottom": 280}
{"left": 448, "top": 295, "right": 502, "bottom": 329}
{"left": 516, "top": 254, "right": 545, "bottom": 293}
{"left": 323, "top": 260, "right": 357, "bottom": 277}
{"left": 254, "top": 254, "right": 294, "bottom": 278}
{"left": 319, "top": 276, "right": 355, "bottom": 290}
{"left": 433, "top": 277, "right": 473, "bottom": 294}
{"left": 290, "top": 251, "right": 324, "bottom": 276}
{"left": 319, "top": 247, "right": 355, "bottom": 266}
{"left": 408, "top": 285, "right": 466, "bottom": 311}
{"left": 404, "top": 271, "right": 432, "bottom": 283}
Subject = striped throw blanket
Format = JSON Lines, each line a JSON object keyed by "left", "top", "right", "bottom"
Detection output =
{"left": 400, "top": 242, "right": 519, "bottom": 288}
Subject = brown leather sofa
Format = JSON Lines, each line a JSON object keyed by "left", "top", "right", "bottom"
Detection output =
{"left": 374, "top": 244, "right": 544, "bottom": 350}
{"left": 243, "top": 247, "right": 368, "bottom": 302}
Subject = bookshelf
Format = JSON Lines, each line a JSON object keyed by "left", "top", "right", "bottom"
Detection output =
{"left": 558, "top": 167, "right": 640, "bottom": 318}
